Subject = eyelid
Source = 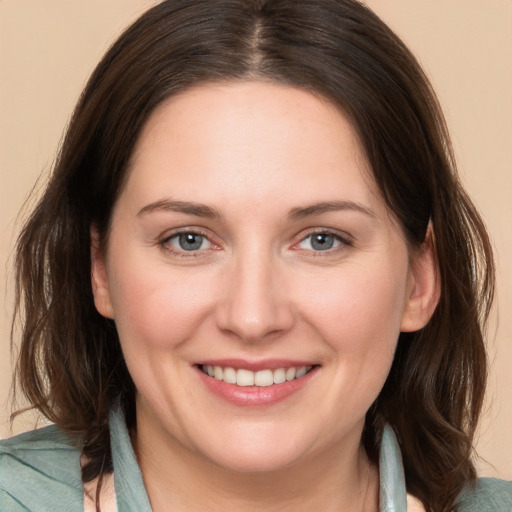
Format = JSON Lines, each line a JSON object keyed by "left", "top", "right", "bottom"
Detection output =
{"left": 156, "top": 226, "right": 353, "bottom": 258}
{"left": 167, "top": 232, "right": 211, "bottom": 251}
{"left": 292, "top": 228, "right": 354, "bottom": 253}
{"left": 159, "top": 227, "right": 220, "bottom": 257}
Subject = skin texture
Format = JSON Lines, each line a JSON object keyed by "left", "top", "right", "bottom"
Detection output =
{"left": 91, "top": 82, "right": 439, "bottom": 511}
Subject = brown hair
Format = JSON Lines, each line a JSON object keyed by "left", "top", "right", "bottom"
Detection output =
{"left": 12, "top": 1, "right": 494, "bottom": 511}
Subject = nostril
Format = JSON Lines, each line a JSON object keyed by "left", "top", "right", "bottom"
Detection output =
{"left": 214, "top": 296, "right": 295, "bottom": 343}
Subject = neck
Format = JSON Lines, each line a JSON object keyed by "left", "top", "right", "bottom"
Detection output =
{"left": 133, "top": 406, "right": 379, "bottom": 512}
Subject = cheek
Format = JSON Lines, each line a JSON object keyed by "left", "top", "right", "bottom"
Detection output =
{"left": 294, "top": 258, "right": 409, "bottom": 399}
{"left": 107, "top": 257, "right": 216, "bottom": 354}
{"left": 298, "top": 261, "right": 408, "bottom": 344}
{"left": 301, "top": 262, "right": 409, "bottom": 418}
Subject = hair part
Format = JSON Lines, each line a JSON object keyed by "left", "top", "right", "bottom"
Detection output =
{"left": 12, "top": 2, "right": 494, "bottom": 511}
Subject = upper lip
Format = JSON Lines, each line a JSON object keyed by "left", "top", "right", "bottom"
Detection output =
{"left": 194, "top": 358, "right": 318, "bottom": 372}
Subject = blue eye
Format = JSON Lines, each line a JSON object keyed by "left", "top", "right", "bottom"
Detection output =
{"left": 168, "top": 232, "right": 210, "bottom": 252}
{"left": 298, "top": 233, "right": 344, "bottom": 251}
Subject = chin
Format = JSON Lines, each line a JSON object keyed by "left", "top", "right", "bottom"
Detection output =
{"left": 188, "top": 422, "right": 311, "bottom": 473}
{"left": 204, "top": 444, "right": 304, "bottom": 474}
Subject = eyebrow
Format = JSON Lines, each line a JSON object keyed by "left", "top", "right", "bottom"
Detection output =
{"left": 137, "top": 199, "right": 220, "bottom": 219}
{"left": 137, "top": 198, "right": 375, "bottom": 221}
{"left": 288, "top": 201, "right": 376, "bottom": 220}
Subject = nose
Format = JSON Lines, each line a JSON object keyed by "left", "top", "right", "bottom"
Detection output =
{"left": 215, "top": 248, "right": 294, "bottom": 343}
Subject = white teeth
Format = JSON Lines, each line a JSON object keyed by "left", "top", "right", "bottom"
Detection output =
{"left": 254, "top": 369, "right": 274, "bottom": 387}
{"left": 273, "top": 368, "right": 286, "bottom": 384}
{"left": 285, "top": 367, "right": 296, "bottom": 381}
{"left": 223, "top": 367, "right": 237, "bottom": 384}
{"left": 236, "top": 368, "right": 255, "bottom": 386}
{"left": 203, "top": 365, "right": 314, "bottom": 387}
{"left": 295, "top": 366, "right": 307, "bottom": 378}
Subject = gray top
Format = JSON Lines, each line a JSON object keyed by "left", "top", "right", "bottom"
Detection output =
{"left": 1, "top": 408, "right": 511, "bottom": 511}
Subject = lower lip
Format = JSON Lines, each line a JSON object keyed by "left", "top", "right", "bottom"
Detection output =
{"left": 195, "top": 366, "right": 318, "bottom": 407}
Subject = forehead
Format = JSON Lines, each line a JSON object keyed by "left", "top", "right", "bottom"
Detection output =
{"left": 123, "top": 81, "right": 383, "bottom": 217}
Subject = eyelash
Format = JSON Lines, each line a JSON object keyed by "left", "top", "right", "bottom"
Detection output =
{"left": 158, "top": 228, "right": 353, "bottom": 258}
{"left": 294, "top": 229, "right": 353, "bottom": 255}
{"left": 159, "top": 228, "right": 217, "bottom": 258}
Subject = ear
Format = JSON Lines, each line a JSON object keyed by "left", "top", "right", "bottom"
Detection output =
{"left": 90, "top": 226, "right": 115, "bottom": 319}
{"left": 400, "top": 224, "right": 441, "bottom": 332}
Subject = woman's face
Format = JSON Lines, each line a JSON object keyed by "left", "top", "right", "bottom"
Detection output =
{"left": 92, "top": 82, "right": 436, "bottom": 472}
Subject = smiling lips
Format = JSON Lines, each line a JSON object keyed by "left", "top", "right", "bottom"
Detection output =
{"left": 200, "top": 364, "right": 314, "bottom": 387}
{"left": 196, "top": 361, "right": 318, "bottom": 406}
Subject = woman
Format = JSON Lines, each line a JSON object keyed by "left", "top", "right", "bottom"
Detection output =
{"left": 1, "top": 1, "right": 510, "bottom": 511}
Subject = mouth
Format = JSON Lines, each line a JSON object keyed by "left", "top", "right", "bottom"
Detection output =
{"left": 195, "top": 361, "right": 319, "bottom": 406}
{"left": 198, "top": 364, "right": 316, "bottom": 387}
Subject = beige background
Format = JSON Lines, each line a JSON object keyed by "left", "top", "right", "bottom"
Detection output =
{"left": 1, "top": 0, "right": 510, "bottom": 479}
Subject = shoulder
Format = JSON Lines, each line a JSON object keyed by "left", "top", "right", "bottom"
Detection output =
{"left": 456, "top": 477, "right": 512, "bottom": 512}
{"left": 0, "top": 425, "right": 84, "bottom": 511}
